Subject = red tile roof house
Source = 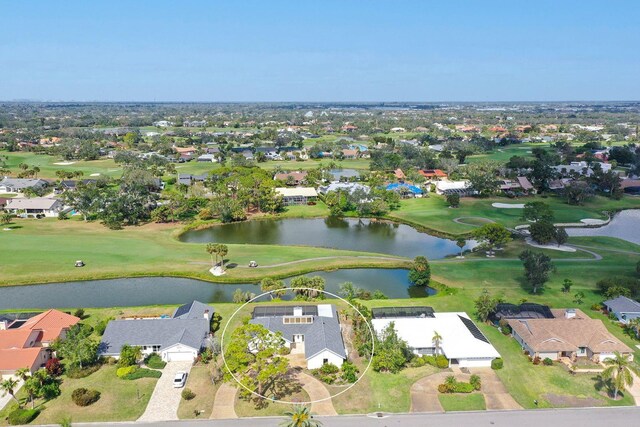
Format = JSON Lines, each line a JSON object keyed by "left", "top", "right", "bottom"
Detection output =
{"left": 394, "top": 168, "right": 406, "bottom": 182}
{"left": 274, "top": 171, "right": 308, "bottom": 186}
{"left": 0, "top": 310, "right": 80, "bottom": 378}
{"left": 419, "top": 169, "right": 448, "bottom": 181}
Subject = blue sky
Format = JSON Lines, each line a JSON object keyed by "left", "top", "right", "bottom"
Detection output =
{"left": 1, "top": 0, "right": 638, "bottom": 102}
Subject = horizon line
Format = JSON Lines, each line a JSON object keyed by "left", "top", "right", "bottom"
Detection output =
{"left": 1, "top": 99, "right": 640, "bottom": 104}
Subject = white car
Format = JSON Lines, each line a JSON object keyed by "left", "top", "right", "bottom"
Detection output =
{"left": 173, "top": 371, "right": 187, "bottom": 388}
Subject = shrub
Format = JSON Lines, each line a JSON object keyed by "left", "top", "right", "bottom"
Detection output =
{"left": 66, "top": 364, "right": 101, "bottom": 379}
{"left": 532, "top": 356, "right": 541, "bottom": 365}
{"left": 182, "top": 388, "right": 196, "bottom": 400}
{"left": 45, "top": 358, "right": 63, "bottom": 377}
{"left": 121, "top": 368, "right": 162, "bottom": 380}
{"left": 437, "top": 383, "right": 452, "bottom": 393}
{"left": 469, "top": 374, "right": 481, "bottom": 391}
{"left": 410, "top": 356, "right": 427, "bottom": 367}
{"left": 72, "top": 388, "right": 101, "bottom": 406}
{"left": 491, "top": 358, "right": 503, "bottom": 370}
{"left": 144, "top": 353, "right": 167, "bottom": 369}
{"left": 278, "top": 346, "right": 291, "bottom": 355}
{"left": 95, "top": 317, "right": 114, "bottom": 336}
{"left": 453, "top": 382, "right": 475, "bottom": 393}
{"left": 435, "top": 355, "right": 449, "bottom": 369}
{"left": 118, "top": 344, "right": 141, "bottom": 367}
{"left": 319, "top": 363, "right": 340, "bottom": 375}
{"left": 423, "top": 355, "right": 437, "bottom": 366}
{"left": 498, "top": 319, "right": 512, "bottom": 335}
{"left": 41, "top": 381, "right": 61, "bottom": 399}
{"left": 7, "top": 408, "right": 39, "bottom": 425}
{"left": 199, "top": 348, "right": 213, "bottom": 364}
{"left": 73, "top": 308, "right": 85, "bottom": 319}
{"left": 116, "top": 366, "right": 137, "bottom": 378}
{"left": 543, "top": 357, "right": 553, "bottom": 366}
{"left": 319, "top": 375, "right": 335, "bottom": 384}
{"left": 341, "top": 362, "right": 359, "bottom": 383}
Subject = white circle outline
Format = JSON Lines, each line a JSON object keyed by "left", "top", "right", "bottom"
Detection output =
{"left": 220, "top": 287, "right": 375, "bottom": 405}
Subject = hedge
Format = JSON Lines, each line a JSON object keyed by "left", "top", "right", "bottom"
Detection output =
{"left": 121, "top": 367, "right": 162, "bottom": 380}
{"left": 116, "top": 366, "right": 137, "bottom": 378}
{"left": 72, "top": 388, "right": 101, "bottom": 406}
{"left": 66, "top": 364, "right": 101, "bottom": 379}
{"left": 144, "top": 353, "right": 167, "bottom": 369}
{"left": 7, "top": 408, "right": 40, "bottom": 425}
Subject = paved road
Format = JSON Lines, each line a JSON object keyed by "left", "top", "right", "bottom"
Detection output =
{"left": 31, "top": 406, "right": 640, "bottom": 427}
{"left": 138, "top": 361, "right": 193, "bottom": 422}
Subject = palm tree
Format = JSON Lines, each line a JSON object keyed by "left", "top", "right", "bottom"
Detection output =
{"left": 281, "top": 405, "right": 322, "bottom": 427}
{"left": 432, "top": 331, "right": 443, "bottom": 356}
{"left": 0, "top": 378, "right": 21, "bottom": 407}
{"left": 601, "top": 351, "right": 639, "bottom": 399}
{"left": 206, "top": 243, "right": 218, "bottom": 267}
{"left": 14, "top": 367, "right": 30, "bottom": 382}
{"left": 217, "top": 244, "right": 228, "bottom": 271}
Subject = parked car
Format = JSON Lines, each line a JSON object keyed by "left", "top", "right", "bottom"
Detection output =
{"left": 173, "top": 371, "right": 187, "bottom": 388}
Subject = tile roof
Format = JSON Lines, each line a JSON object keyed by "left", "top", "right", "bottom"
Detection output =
{"left": 0, "top": 329, "right": 36, "bottom": 349}
{"left": 6, "top": 197, "right": 61, "bottom": 210}
{"left": 20, "top": 309, "right": 80, "bottom": 343}
{"left": 507, "top": 309, "right": 632, "bottom": 354}
{"left": 0, "top": 347, "right": 42, "bottom": 371}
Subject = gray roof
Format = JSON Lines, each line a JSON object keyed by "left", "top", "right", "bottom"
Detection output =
{"left": 0, "top": 178, "right": 47, "bottom": 190}
{"left": 98, "top": 301, "right": 213, "bottom": 355}
{"left": 603, "top": 296, "right": 640, "bottom": 314}
{"left": 173, "top": 300, "right": 214, "bottom": 319}
{"left": 250, "top": 305, "right": 346, "bottom": 360}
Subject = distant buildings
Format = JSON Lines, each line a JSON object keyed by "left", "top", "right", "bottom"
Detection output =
{"left": 0, "top": 178, "right": 47, "bottom": 194}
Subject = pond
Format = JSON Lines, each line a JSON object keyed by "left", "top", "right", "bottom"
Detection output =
{"left": 179, "top": 218, "right": 473, "bottom": 259}
{"left": 0, "top": 269, "right": 435, "bottom": 310}
{"left": 566, "top": 209, "right": 640, "bottom": 245}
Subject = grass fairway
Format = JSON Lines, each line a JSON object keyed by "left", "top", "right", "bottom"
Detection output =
{"left": 438, "top": 393, "right": 486, "bottom": 411}
{"left": 388, "top": 194, "right": 640, "bottom": 236}
{"left": 0, "top": 365, "right": 158, "bottom": 425}
{"left": 3, "top": 151, "right": 122, "bottom": 179}
{"left": 0, "top": 218, "right": 408, "bottom": 286}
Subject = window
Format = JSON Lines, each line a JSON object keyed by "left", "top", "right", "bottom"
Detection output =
{"left": 283, "top": 316, "right": 313, "bottom": 324}
{"left": 152, "top": 345, "right": 161, "bottom": 352}
{"left": 323, "top": 358, "right": 329, "bottom": 365}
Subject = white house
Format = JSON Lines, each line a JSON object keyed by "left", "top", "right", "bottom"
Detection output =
{"left": 250, "top": 305, "right": 347, "bottom": 369}
{"left": 5, "top": 198, "right": 64, "bottom": 218}
{"left": 0, "top": 178, "right": 48, "bottom": 194}
{"left": 371, "top": 307, "right": 500, "bottom": 368}
{"left": 275, "top": 187, "right": 318, "bottom": 205}
{"left": 435, "top": 180, "right": 475, "bottom": 196}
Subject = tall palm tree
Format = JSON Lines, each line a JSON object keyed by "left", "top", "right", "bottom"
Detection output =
{"left": 206, "top": 243, "right": 218, "bottom": 267}
{"left": 0, "top": 378, "right": 21, "bottom": 407}
{"left": 281, "top": 405, "right": 322, "bottom": 427}
{"left": 601, "top": 351, "right": 639, "bottom": 399}
{"left": 14, "top": 367, "right": 30, "bottom": 382}
{"left": 432, "top": 331, "right": 443, "bottom": 356}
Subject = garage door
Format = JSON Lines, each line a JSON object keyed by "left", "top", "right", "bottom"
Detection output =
{"left": 165, "top": 352, "right": 193, "bottom": 362}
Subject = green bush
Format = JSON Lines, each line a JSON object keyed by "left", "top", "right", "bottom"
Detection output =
{"left": 491, "top": 358, "right": 503, "bottom": 370}
{"left": 410, "top": 356, "right": 427, "bottom": 367}
{"left": 469, "top": 374, "right": 481, "bottom": 391}
{"left": 116, "top": 366, "right": 137, "bottom": 378}
{"left": 73, "top": 308, "right": 85, "bottom": 319}
{"left": 453, "top": 382, "right": 475, "bottom": 393}
{"left": 144, "top": 353, "right": 167, "bottom": 369}
{"left": 66, "top": 364, "right": 101, "bottom": 379}
{"left": 72, "top": 387, "right": 101, "bottom": 406}
{"left": 121, "top": 367, "right": 162, "bottom": 380}
{"left": 543, "top": 357, "right": 553, "bottom": 366}
{"left": 437, "top": 383, "right": 452, "bottom": 393}
{"left": 319, "top": 363, "right": 340, "bottom": 375}
{"left": 319, "top": 375, "right": 335, "bottom": 384}
{"left": 435, "top": 355, "right": 449, "bottom": 369}
{"left": 423, "top": 355, "right": 437, "bottom": 366}
{"left": 182, "top": 388, "right": 196, "bottom": 400}
{"left": 7, "top": 408, "right": 40, "bottom": 425}
{"left": 341, "top": 362, "right": 359, "bottom": 383}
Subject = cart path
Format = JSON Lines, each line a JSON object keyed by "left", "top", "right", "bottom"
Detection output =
{"left": 189, "top": 255, "right": 408, "bottom": 269}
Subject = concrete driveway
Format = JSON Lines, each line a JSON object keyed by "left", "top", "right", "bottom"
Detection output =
{"left": 0, "top": 379, "right": 22, "bottom": 411}
{"left": 138, "top": 361, "right": 193, "bottom": 422}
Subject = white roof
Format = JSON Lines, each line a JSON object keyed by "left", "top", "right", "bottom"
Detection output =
{"left": 276, "top": 187, "right": 318, "bottom": 197}
{"left": 317, "top": 304, "right": 334, "bottom": 318}
{"left": 6, "top": 197, "right": 61, "bottom": 210}
{"left": 371, "top": 312, "right": 500, "bottom": 360}
{"left": 436, "top": 180, "right": 470, "bottom": 191}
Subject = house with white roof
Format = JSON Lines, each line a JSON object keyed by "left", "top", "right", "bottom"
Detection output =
{"left": 275, "top": 187, "right": 318, "bottom": 205}
{"left": 0, "top": 178, "right": 48, "bottom": 194}
{"left": 371, "top": 307, "right": 500, "bottom": 368}
{"left": 5, "top": 197, "right": 64, "bottom": 218}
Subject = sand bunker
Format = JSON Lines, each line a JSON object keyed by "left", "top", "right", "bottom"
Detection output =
{"left": 492, "top": 203, "right": 525, "bottom": 209}
{"left": 53, "top": 161, "right": 75, "bottom": 165}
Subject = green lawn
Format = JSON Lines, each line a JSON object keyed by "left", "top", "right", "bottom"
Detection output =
{"left": 0, "top": 365, "right": 158, "bottom": 425}
{"left": 177, "top": 365, "right": 218, "bottom": 419}
{"left": 3, "top": 151, "right": 122, "bottom": 179}
{"left": 438, "top": 393, "right": 486, "bottom": 411}
{"left": 388, "top": 194, "right": 640, "bottom": 236}
{"left": 0, "top": 218, "right": 408, "bottom": 286}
